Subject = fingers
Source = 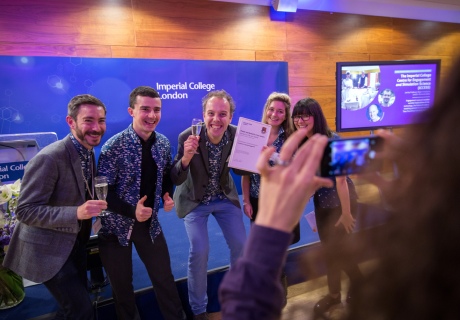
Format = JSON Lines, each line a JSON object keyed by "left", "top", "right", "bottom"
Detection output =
{"left": 256, "top": 146, "right": 276, "bottom": 175}
{"left": 77, "top": 200, "right": 107, "bottom": 220}
{"left": 277, "top": 129, "right": 308, "bottom": 164}
{"left": 163, "top": 193, "right": 175, "bottom": 212}
{"left": 293, "top": 134, "right": 328, "bottom": 176}
{"left": 138, "top": 195, "right": 147, "bottom": 205}
{"left": 184, "top": 135, "right": 199, "bottom": 154}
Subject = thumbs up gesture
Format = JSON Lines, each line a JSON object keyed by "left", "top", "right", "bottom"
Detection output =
{"left": 136, "top": 195, "right": 153, "bottom": 222}
{"left": 163, "top": 192, "right": 175, "bottom": 212}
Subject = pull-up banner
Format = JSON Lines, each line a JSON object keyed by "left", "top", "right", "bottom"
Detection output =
{"left": 0, "top": 56, "right": 289, "bottom": 157}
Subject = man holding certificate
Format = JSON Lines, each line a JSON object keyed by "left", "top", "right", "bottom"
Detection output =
{"left": 171, "top": 89, "right": 247, "bottom": 320}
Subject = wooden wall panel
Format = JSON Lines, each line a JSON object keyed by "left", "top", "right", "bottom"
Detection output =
{"left": 392, "top": 20, "right": 460, "bottom": 56}
{"left": 0, "top": 0, "right": 459, "bottom": 130}
{"left": 0, "top": 0, "right": 135, "bottom": 46}
{"left": 111, "top": 46, "right": 255, "bottom": 60}
{"left": 286, "top": 11, "right": 394, "bottom": 55}
{"left": 132, "top": 0, "right": 287, "bottom": 51}
{"left": 0, "top": 44, "right": 112, "bottom": 58}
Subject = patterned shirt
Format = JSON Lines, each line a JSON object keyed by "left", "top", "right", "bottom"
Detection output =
{"left": 69, "top": 133, "right": 94, "bottom": 199}
{"left": 201, "top": 130, "right": 229, "bottom": 205}
{"left": 97, "top": 124, "right": 172, "bottom": 246}
{"left": 249, "top": 127, "right": 286, "bottom": 198}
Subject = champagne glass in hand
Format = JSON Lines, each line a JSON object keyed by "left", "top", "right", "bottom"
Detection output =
{"left": 191, "top": 118, "right": 203, "bottom": 154}
{"left": 95, "top": 176, "right": 109, "bottom": 216}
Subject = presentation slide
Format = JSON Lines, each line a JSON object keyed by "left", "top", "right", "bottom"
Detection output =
{"left": 338, "top": 62, "right": 438, "bottom": 131}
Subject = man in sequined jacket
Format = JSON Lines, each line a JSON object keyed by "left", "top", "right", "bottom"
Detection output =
{"left": 97, "top": 86, "right": 185, "bottom": 320}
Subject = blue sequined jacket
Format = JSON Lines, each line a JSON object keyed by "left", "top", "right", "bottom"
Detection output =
{"left": 97, "top": 124, "right": 172, "bottom": 246}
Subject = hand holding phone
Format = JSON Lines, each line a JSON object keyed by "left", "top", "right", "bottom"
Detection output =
{"left": 320, "top": 135, "right": 383, "bottom": 177}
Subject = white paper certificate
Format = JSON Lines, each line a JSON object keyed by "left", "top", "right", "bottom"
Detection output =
{"left": 228, "top": 117, "right": 271, "bottom": 173}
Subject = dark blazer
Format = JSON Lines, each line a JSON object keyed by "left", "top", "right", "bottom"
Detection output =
{"left": 171, "top": 125, "right": 241, "bottom": 218}
{"left": 3, "top": 135, "right": 87, "bottom": 283}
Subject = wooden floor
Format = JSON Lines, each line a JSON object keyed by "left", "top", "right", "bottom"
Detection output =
{"left": 207, "top": 274, "right": 349, "bottom": 320}
{"left": 209, "top": 259, "right": 378, "bottom": 320}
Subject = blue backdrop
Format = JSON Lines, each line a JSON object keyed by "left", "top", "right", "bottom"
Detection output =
{"left": 0, "top": 56, "right": 288, "bottom": 160}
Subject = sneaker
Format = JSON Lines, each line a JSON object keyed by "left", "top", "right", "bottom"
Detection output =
{"left": 313, "top": 294, "right": 341, "bottom": 317}
{"left": 194, "top": 312, "right": 209, "bottom": 320}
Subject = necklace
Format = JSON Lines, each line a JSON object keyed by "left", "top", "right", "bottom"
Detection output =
{"left": 81, "top": 153, "right": 95, "bottom": 200}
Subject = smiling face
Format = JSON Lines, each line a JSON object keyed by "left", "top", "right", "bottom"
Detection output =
{"left": 369, "top": 104, "right": 380, "bottom": 121}
{"left": 67, "top": 104, "right": 106, "bottom": 149}
{"left": 203, "top": 96, "right": 233, "bottom": 144}
{"left": 128, "top": 95, "right": 162, "bottom": 141}
{"left": 293, "top": 114, "right": 315, "bottom": 137}
{"left": 265, "top": 100, "right": 286, "bottom": 129}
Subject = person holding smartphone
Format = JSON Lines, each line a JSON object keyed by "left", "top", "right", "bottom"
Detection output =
{"left": 291, "top": 97, "right": 363, "bottom": 318}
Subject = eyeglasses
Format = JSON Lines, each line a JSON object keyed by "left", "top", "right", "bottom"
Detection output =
{"left": 292, "top": 114, "right": 311, "bottom": 122}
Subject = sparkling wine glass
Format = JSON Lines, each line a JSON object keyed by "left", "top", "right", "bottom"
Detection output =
{"left": 95, "top": 176, "right": 109, "bottom": 216}
{"left": 191, "top": 118, "right": 203, "bottom": 154}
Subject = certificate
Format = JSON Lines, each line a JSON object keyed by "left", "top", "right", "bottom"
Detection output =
{"left": 228, "top": 117, "right": 271, "bottom": 173}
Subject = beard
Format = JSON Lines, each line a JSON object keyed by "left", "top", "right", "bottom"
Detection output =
{"left": 73, "top": 125, "right": 104, "bottom": 148}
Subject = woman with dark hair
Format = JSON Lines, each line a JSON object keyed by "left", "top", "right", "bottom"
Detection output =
{"left": 291, "top": 98, "right": 363, "bottom": 319}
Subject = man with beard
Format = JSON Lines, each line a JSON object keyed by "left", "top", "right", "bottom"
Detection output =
{"left": 3, "top": 94, "right": 108, "bottom": 319}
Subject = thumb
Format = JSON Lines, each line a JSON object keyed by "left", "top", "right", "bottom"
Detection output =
{"left": 138, "top": 195, "right": 147, "bottom": 204}
{"left": 163, "top": 192, "right": 170, "bottom": 200}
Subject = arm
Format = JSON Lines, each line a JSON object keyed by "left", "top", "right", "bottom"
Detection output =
{"left": 334, "top": 176, "right": 355, "bottom": 234}
{"left": 219, "top": 131, "right": 333, "bottom": 319}
{"left": 219, "top": 225, "right": 291, "bottom": 319}
{"left": 162, "top": 146, "right": 175, "bottom": 212}
{"left": 171, "top": 130, "right": 197, "bottom": 185}
{"left": 241, "top": 175, "right": 253, "bottom": 219}
{"left": 16, "top": 151, "right": 105, "bottom": 231}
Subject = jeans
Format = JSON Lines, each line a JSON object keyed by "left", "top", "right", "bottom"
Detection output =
{"left": 44, "top": 240, "right": 94, "bottom": 320}
{"left": 183, "top": 197, "right": 247, "bottom": 315}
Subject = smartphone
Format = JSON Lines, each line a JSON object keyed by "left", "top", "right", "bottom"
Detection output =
{"left": 320, "top": 135, "right": 383, "bottom": 177}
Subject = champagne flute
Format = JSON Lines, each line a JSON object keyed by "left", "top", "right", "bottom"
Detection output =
{"left": 191, "top": 118, "right": 203, "bottom": 154}
{"left": 94, "top": 176, "right": 109, "bottom": 216}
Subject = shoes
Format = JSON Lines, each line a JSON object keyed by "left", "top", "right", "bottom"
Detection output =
{"left": 313, "top": 294, "right": 341, "bottom": 318}
{"left": 194, "top": 312, "right": 209, "bottom": 320}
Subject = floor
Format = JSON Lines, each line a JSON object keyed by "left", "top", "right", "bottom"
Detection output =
{"left": 208, "top": 259, "right": 378, "bottom": 320}
{"left": 205, "top": 274, "right": 349, "bottom": 320}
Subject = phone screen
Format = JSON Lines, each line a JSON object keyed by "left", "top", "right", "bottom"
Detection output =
{"left": 320, "top": 136, "right": 383, "bottom": 177}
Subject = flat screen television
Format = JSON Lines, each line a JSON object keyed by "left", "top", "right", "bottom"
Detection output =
{"left": 336, "top": 59, "right": 441, "bottom": 132}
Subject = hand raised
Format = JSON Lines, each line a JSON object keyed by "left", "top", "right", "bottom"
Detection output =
{"left": 256, "top": 131, "right": 334, "bottom": 233}
{"left": 136, "top": 195, "right": 153, "bottom": 222}
{"left": 163, "top": 192, "right": 175, "bottom": 212}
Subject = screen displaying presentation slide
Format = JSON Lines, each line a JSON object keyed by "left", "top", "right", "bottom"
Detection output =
{"left": 336, "top": 60, "right": 440, "bottom": 132}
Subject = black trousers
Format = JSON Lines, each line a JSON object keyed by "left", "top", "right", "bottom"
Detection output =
{"left": 98, "top": 221, "right": 184, "bottom": 320}
{"left": 315, "top": 202, "right": 364, "bottom": 295}
{"left": 44, "top": 240, "right": 94, "bottom": 320}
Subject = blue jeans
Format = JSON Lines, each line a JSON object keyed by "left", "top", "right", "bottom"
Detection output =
{"left": 183, "top": 197, "right": 247, "bottom": 315}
